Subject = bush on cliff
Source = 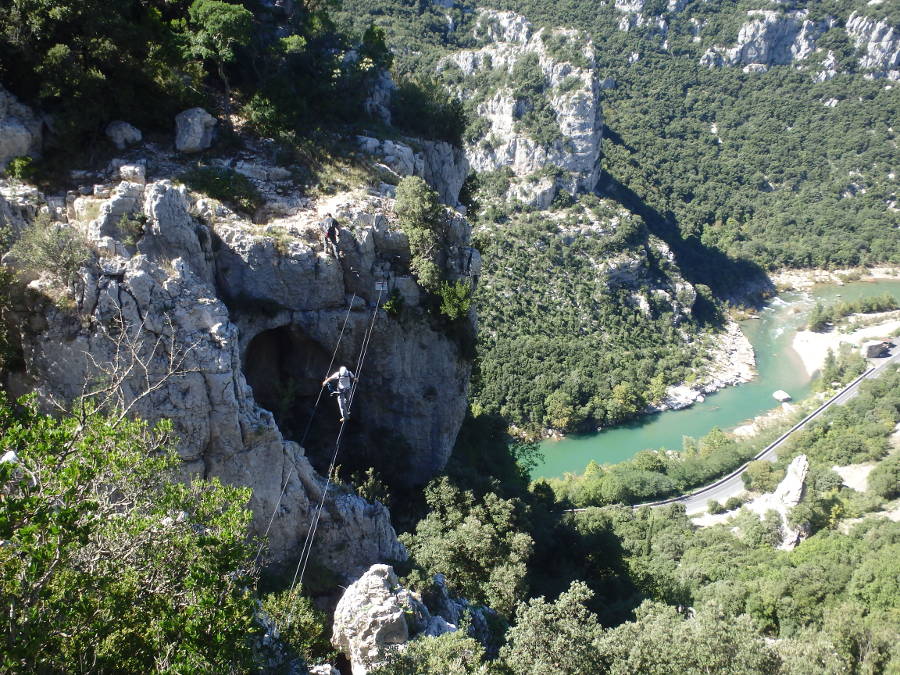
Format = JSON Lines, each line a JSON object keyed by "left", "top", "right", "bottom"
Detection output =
{"left": 0, "top": 394, "right": 260, "bottom": 672}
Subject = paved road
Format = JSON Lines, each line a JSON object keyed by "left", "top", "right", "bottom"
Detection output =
{"left": 640, "top": 348, "right": 900, "bottom": 514}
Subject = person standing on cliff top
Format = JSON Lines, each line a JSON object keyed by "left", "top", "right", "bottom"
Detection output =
{"left": 320, "top": 213, "right": 339, "bottom": 257}
{"left": 323, "top": 366, "right": 355, "bottom": 422}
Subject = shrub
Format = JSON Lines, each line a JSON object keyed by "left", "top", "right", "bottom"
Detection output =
{"left": 707, "top": 499, "right": 725, "bottom": 515}
{"left": 868, "top": 454, "right": 900, "bottom": 500}
{"left": 259, "top": 586, "right": 336, "bottom": 664}
{"left": 724, "top": 496, "right": 744, "bottom": 511}
{"left": 5, "top": 156, "right": 35, "bottom": 181}
{"left": 9, "top": 215, "right": 93, "bottom": 287}
{"left": 382, "top": 288, "right": 404, "bottom": 317}
{"left": 391, "top": 79, "right": 466, "bottom": 146}
{"left": 438, "top": 280, "right": 472, "bottom": 321}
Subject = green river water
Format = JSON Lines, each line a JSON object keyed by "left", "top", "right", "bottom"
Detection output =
{"left": 533, "top": 279, "right": 900, "bottom": 480}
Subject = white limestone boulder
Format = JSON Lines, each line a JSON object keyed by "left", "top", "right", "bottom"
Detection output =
{"left": 175, "top": 108, "right": 217, "bottom": 153}
{"left": 105, "top": 121, "right": 142, "bottom": 150}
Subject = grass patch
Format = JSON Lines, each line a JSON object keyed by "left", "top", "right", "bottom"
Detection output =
{"left": 179, "top": 165, "right": 262, "bottom": 214}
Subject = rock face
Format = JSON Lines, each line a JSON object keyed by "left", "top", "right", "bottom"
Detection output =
{"left": 699, "top": 9, "right": 899, "bottom": 80}
{"left": 2, "top": 150, "right": 475, "bottom": 576}
{"left": 700, "top": 10, "right": 832, "bottom": 73}
{"left": 332, "top": 565, "right": 426, "bottom": 675}
{"left": 745, "top": 454, "right": 810, "bottom": 550}
{"left": 649, "top": 321, "right": 755, "bottom": 412}
{"left": 105, "top": 121, "right": 143, "bottom": 150}
{"left": 0, "top": 86, "right": 42, "bottom": 170}
{"left": 356, "top": 136, "right": 469, "bottom": 207}
{"left": 847, "top": 12, "right": 900, "bottom": 81}
{"left": 175, "top": 108, "right": 217, "bottom": 153}
{"left": 439, "top": 8, "right": 603, "bottom": 207}
{"left": 332, "top": 565, "right": 489, "bottom": 675}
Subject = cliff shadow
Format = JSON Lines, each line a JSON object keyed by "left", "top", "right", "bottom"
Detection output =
{"left": 243, "top": 325, "right": 336, "bottom": 453}
{"left": 597, "top": 172, "right": 774, "bottom": 313}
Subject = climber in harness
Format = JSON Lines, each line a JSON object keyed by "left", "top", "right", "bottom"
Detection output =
{"left": 323, "top": 366, "right": 355, "bottom": 422}
{"left": 319, "top": 213, "right": 340, "bottom": 258}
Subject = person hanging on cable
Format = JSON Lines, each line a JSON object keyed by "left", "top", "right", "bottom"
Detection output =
{"left": 323, "top": 365, "right": 355, "bottom": 422}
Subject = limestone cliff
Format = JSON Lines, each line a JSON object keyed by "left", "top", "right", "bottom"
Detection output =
{"left": 700, "top": 9, "right": 899, "bottom": 81}
{"left": 846, "top": 12, "right": 900, "bottom": 81}
{"left": 699, "top": 10, "right": 833, "bottom": 74}
{"left": 0, "top": 134, "right": 476, "bottom": 578}
{"left": 439, "top": 8, "right": 603, "bottom": 208}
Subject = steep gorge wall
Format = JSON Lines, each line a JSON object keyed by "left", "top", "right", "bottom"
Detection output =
{"left": 0, "top": 140, "right": 476, "bottom": 579}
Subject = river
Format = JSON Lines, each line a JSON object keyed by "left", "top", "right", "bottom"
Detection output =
{"left": 533, "top": 279, "right": 900, "bottom": 480}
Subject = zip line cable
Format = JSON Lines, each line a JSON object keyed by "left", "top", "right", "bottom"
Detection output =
{"left": 252, "top": 292, "right": 357, "bottom": 564}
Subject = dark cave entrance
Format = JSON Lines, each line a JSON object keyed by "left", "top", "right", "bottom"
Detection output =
{"left": 242, "top": 325, "right": 343, "bottom": 469}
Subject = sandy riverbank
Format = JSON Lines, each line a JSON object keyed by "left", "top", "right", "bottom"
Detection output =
{"left": 792, "top": 312, "right": 900, "bottom": 376}
{"left": 771, "top": 267, "right": 900, "bottom": 291}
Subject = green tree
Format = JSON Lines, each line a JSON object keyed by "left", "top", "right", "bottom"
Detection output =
{"left": 868, "top": 454, "right": 900, "bottom": 500}
{"left": 185, "top": 0, "right": 253, "bottom": 116}
{"left": 501, "top": 581, "right": 605, "bottom": 675}
{"left": 394, "top": 176, "right": 447, "bottom": 293}
{"left": 599, "top": 601, "right": 781, "bottom": 674}
{"left": 401, "top": 477, "right": 533, "bottom": 616}
{"left": 439, "top": 279, "right": 473, "bottom": 321}
{"left": 372, "top": 630, "right": 496, "bottom": 675}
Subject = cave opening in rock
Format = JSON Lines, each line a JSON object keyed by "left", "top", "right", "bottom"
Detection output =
{"left": 242, "top": 325, "right": 342, "bottom": 467}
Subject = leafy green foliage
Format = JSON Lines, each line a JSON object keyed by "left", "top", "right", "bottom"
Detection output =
{"left": 372, "top": 630, "right": 496, "bottom": 675}
{"left": 819, "top": 344, "right": 868, "bottom": 389}
{"left": 501, "top": 581, "right": 605, "bottom": 674}
{"left": 391, "top": 78, "right": 467, "bottom": 145}
{"left": 439, "top": 279, "right": 473, "bottom": 321}
{"left": 401, "top": 477, "right": 533, "bottom": 617}
{"left": 868, "top": 453, "right": 900, "bottom": 500}
{"left": 0, "top": 0, "right": 200, "bottom": 150}
{"left": 183, "top": 0, "right": 253, "bottom": 110}
{"left": 807, "top": 293, "right": 900, "bottom": 332}
{"left": 394, "top": 176, "right": 447, "bottom": 293}
{"left": 260, "top": 586, "right": 337, "bottom": 664}
{"left": 599, "top": 600, "right": 781, "bottom": 674}
{"left": 4, "top": 156, "right": 35, "bottom": 181}
{"left": 0, "top": 395, "right": 259, "bottom": 672}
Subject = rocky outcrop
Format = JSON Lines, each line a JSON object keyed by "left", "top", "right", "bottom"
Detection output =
{"left": 332, "top": 565, "right": 428, "bottom": 674}
{"left": 332, "top": 565, "right": 490, "bottom": 675}
{"left": 846, "top": 12, "right": 900, "bottom": 80}
{"left": 0, "top": 86, "right": 42, "bottom": 170}
{"left": 603, "top": 235, "right": 697, "bottom": 324}
{"left": 175, "top": 108, "right": 217, "bottom": 153}
{"left": 700, "top": 10, "right": 832, "bottom": 73}
{"left": 355, "top": 136, "right": 468, "bottom": 206}
{"left": 649, "top": 321, "right": 755, "bottom": 412}
{"left": 745, "top": 454, "right": 810, "bottom": 550}
{"left": 439, "top": 8, "right": 602, "bottom": 208}
{"left": 2, "top": 145, "right": 476, "bottom": 576}
{"left": 105, "top": 121, "right": 143, "bottom": 150}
